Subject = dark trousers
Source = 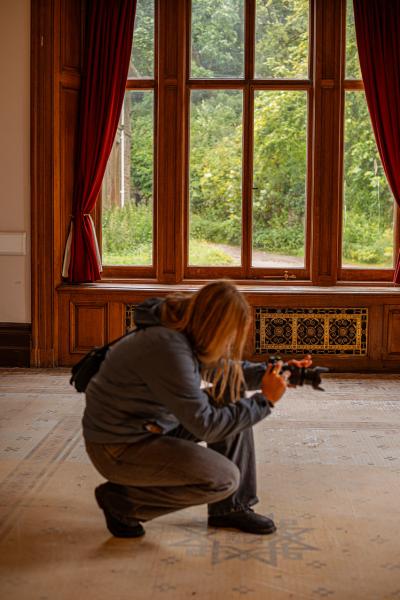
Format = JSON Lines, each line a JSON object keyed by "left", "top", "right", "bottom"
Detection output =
{"left": 85, "top": 426, "right": 258, "bottom": 524}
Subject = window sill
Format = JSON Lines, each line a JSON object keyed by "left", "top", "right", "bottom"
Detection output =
{"left": 57, "top": 281, "right": 399, "bottom": 295}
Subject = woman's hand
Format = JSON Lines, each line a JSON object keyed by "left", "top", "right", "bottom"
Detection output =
{"left": 261, "top": 361, "right": 287, "bottom": 405}
{"left": 286, "top": 354, "right": 313, "bottom": 369}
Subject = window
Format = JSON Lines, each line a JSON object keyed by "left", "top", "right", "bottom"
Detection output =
{"left": 340, "top": 0, "right": 396, "bottom": 278}
{"left": 102, "top": 0, "right": 155, "bottom": 274}
{"left": 100, "top": 0, "right": 397, "bottom": 283}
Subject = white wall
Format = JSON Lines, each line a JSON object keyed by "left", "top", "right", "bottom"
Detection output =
{"left": 0, "top": 0, "right": 31, "bottom": 323}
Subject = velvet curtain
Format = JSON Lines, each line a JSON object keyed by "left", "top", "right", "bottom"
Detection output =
{"left": 353, "top": 0, "right": 400, "bottom": 283}
{"left": 62, "top": 0, "right": 136, "bottom": 282}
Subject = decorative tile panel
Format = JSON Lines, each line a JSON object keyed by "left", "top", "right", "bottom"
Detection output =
{"left": 254, "top": 308, "right": 368, "bottom": 355}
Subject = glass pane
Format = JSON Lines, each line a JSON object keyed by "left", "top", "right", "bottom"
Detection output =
{"left": 342, "top": 92, "right": 394, "bottom": 269}
{"left": 102, "top": 91, "right": 154, "bottom": 266}
{"left": 128, "top": 0, "right": 154, "bottom": 79}
{"left": 252, "top": 91, "right": 307, "bottom": 267}
{"left": 255, "top": 0, "right": 309, "bottom": 79}
{"left": 189, "top": 90, "right": 243, "bottom": 266}
{"left": 345, "top": 0, "right": 361, "bottom": 80}
{"left": 191, "top": 0, "right": 244, "bottom": 78}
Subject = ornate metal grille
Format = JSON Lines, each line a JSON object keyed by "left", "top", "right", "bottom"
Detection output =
{"left": 254, "top": 307, "right": 368, "bottom": 355}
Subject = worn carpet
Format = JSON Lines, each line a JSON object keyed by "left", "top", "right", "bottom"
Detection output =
{"left": 0, "top": 369, "right": 399, "bottom": 600}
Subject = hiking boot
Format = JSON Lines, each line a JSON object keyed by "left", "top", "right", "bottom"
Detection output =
{"left": 208, "top": 507, "right": 276, "bottom": 535}
{"left": 95, "top": 483, "right": 145, "bottom": 538}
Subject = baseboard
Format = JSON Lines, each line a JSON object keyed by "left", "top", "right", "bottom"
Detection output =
{"left": 0, "top": 323, "right": 32, "bottom": 367}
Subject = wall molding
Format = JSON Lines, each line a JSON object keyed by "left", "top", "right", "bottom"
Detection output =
{"left": 0, "top": 323, "right": 32, "bottom": 367}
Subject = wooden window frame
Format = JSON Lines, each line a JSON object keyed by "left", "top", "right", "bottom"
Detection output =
{"left": 102, "top": 0, "right": 316, "bottom": 283}
{"left": 32, "top": 0, "right": 398, "bottom": 301}
{"left": 100, "top": 0, "right": 397, "bottom": 285}
{"left": 338, "top": 25, "right": 400, "bottom": 282}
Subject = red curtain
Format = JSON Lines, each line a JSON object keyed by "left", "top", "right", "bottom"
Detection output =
{"left": 65, "top": 0, "right": 136, "bottom": 282}
{"left": 353, "top": 0, "right": 400, "bottom": 283}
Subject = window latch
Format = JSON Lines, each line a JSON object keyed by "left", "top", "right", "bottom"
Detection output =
{"left": 262, "top": 270, "right": 297, "bottom": 280}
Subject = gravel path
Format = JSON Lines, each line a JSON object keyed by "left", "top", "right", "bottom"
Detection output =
{"left": 214, "top": 243, "right": 304, "bottom": 268}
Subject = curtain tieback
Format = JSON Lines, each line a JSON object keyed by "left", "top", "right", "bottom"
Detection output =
{"left": 69, "top": 213, "right": 91, "bottom": 219}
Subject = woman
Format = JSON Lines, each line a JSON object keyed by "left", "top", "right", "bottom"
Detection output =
{"left": 83, "top": 280, "right": 287, "bottom": 538}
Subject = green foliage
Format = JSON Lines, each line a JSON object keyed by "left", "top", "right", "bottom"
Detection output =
{"left": 103, "top": 0, "right": 395, "bottom": 269}
{"left": 343, "top": 211, "right": 393, "bottom": 266}
{"left": 189, "top": 240, "right": 235, "bottom": 265}
{"left": 191, "top": 0, "right": 244, "bottom": 77}
{"left": 252, "top": 90, "right": 307, "bottom": 253}
{"left": 255, "top": 0, "right": 309, "bottom": 78}
{"left": 343, "top": 91, "right": 394, "bottom": 266}
{"left": 129, "top": 92, "right": 153, "bottom": 201}
{"left": 345, "top": 0, "right": 361, "bottom": 79}
{"left": 102, "top": 203, "right": 153, "bottom": 265}
{"left": 190, "top": 213, "right": 241, "bottom": 245}
{"left": 130, "top": 0, "right": 154, "bottom": 78}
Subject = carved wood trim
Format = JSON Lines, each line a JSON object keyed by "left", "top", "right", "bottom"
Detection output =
{"left": 31, "top": 0, "right": 57, "bottom": 367}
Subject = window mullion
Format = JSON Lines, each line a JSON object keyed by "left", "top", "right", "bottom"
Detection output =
{"left": 156, "top": 0, "right": 188, "bottom": 283}
{"left": 311, "top": 0, "right": 344, "bottom": 285}
{"left": 241, "top": 0, "right": 255, "bottom": 277}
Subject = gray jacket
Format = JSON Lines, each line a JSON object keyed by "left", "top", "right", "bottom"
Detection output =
{"left": 82, "top": 299, "right": 271, "bottom": 444}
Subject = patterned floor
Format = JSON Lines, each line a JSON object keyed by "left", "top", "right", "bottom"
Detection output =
{"left": 0, "top": 369, "right": 400, "bottom": 599}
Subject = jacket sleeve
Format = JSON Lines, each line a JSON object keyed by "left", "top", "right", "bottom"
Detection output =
{"left": 135, "top": 330, "right": 271, "bottom": 444}
{"left": 241, "top": 360, "right": 267, "bottom": 390}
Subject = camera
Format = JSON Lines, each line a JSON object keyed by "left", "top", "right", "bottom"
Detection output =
{"left": 268, "top": 356, "right": 329, "bottom": 391}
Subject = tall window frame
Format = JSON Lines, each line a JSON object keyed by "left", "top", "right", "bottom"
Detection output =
{"left": 99, "top": 0, "right": 398, "bottom": 285}
{"left": 338, "top": 0, "right": 399, "bottom": 283}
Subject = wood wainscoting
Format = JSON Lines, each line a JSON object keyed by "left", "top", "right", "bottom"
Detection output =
{"left": 57, "top": 285, "right": 400, "bottom": 372}
{"left": 30, "top": 0, "right": 400, "bottom": 372}
{"left": 0, "top": 323, "right": 32, "bottom": 367}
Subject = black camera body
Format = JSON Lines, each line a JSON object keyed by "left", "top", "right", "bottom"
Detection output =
{"left": 268, "top": 356, "right": 329, "bottom": 391}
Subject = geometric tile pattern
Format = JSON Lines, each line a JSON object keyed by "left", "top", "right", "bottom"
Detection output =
{"left": 254, "top": 307, "right": 368, "bottom": 355}
{"left": 169, "top": 518, "right": 319, "bottom": 566}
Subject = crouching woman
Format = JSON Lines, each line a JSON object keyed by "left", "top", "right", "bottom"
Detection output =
{"left": 83, "top": 280, "right": 287, "bottom": 538}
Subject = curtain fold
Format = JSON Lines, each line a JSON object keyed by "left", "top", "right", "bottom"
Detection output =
{"left": 353, "top": 0, "right": 400, "bottom": 284}
{"left": 63, "top": 0, "right": 136, "bottom": 282}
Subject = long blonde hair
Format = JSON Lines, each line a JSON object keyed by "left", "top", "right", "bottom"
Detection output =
{"left": 160, "top": 280, "right": 250, "bottom": 404}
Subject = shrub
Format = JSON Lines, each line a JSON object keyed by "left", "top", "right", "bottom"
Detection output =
{"left": 102, "top": 203, "right": 152, "bottom": 256}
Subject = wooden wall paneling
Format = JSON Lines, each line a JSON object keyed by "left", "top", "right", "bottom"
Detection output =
{"left": 0, "top": 324, "right": 32, "bottom": 367}
{"left": 69, "top": 301, "right": 108, "bottom": 353}
{"left": 56, "top": 286, "right": 400, "bottom": 372}
{"left": 109, "top": 302, "right": 126, "bottom": 340}
{"left": 60, "top": 0, "right": 84, "bottom": 73}
{"left": 384, "top": 305, "right": 400, "bottom": 357}
{"left": 311, "top": 0, "right": 343, "bottom": 285}
{"left": 31, "top": 0, "right": 56, "bottom": 367}
{"left": 32, "top": 0, "right": 84, "bottom": 365}
{"left": 367, "top": 304, "right": 385, "bottom": 362}
{"left": 58, "top": 0, "right": 83, "bottom": 283}
{"left": 59, "top": 85, "right": 80, "bottom": 268}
